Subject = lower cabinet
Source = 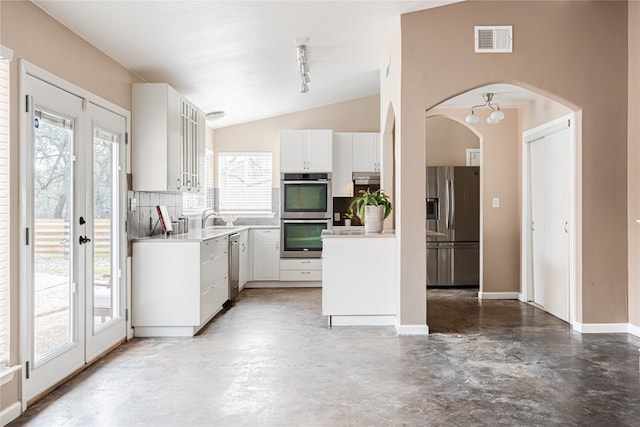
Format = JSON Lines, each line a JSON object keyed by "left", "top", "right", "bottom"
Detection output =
{"left": 252, "top": 228, "right": 280, "bottom": 280}
{"left": 132, "top": 236, "right": 228, "bottom": 337}
{"left": 279, "top": 258, "right": 322, "bottom": 281}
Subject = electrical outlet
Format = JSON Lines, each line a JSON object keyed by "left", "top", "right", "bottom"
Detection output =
{"left": 334, "top": 212, "right": 340, "bottom": 222}
{"left": 492, "top": 197, "right": 500, "bottom": 208}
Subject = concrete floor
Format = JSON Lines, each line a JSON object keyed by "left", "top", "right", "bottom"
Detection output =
{"left": 10, "top": 287, "right": 640, "bottom": 426}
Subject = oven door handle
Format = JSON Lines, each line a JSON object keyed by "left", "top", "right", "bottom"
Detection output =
{"left": 281, "top": 219, "right": 331, "bottom": 224}
{"left": 283, "top": 180, "right": 329, "bottom": 184}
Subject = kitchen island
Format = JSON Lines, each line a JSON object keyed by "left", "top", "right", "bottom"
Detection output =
{"left": 321, "top": 228, "right": 397, "bottom": 326}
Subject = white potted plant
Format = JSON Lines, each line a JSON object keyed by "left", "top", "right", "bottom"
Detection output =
{"left": 349, "top": 188, "right": 392, "bottom": 233}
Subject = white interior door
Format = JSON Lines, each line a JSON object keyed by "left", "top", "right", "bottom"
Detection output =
{"left": 527, "top": 122, "right": 571, "bottom": 322}
{"left": 22, "top": 72, "right": 127, "bottom": 402}
{"left": 541, "top": 128, "right": 570, "bottom": 322}
{"left": 529, "top": 138, "right": 546, "bottom": 307}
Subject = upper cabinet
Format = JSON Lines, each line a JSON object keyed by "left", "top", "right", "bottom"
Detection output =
{"left": 332, "top": 132, "right": 354, "bottom": 197}
{"left": 132, "top": 83, "right": 205, "bottom": 192}
{"left": 352, "top": 132, "right": 380, "bottom": 172}
{"left": 280, "top": 130, "right": 333, "bottom": 173}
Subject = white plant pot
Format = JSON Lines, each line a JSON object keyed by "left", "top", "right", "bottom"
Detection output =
{"left": 364, "top": 205, "right": 384, "bottom": 233}
{"left": 344, "top": 219, "right": 352, "bottom": 227}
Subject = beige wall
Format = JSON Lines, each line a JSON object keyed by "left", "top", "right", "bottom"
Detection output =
{"left": 212, "top": 95, "right": 380, "bottom": 186}
{"left": 1, "top": 0, "right": 142, "bottom": 412}
{"left": 393, "top": 0, "right": 628, "bottom": 326}
{"left": 628, "top": 0, "right": 640, "bottom": 329}
{"left": 425, "top": 115, "right": 479, "bottom": 166}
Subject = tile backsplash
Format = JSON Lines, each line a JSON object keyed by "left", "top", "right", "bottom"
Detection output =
{"left": 127, "top": 188, "right": 280, "bottom": 239}
{"left": 128, "top": 191, "right": 183, "bottom": 239}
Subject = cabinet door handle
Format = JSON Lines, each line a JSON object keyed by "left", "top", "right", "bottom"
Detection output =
{"left": 176, "top": 178, "right": 181, "bottom": 190}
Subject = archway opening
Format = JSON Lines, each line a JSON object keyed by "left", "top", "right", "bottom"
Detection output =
{"left": 424, "top": 82, "right": 578, "bottom": 333}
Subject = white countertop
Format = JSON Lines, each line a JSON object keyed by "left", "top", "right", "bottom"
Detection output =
{"left": 133, "top": 224, "right": 279, "bottom": 243}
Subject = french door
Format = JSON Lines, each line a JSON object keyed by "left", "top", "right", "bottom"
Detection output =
{"left": 21, "top": 70, "right": 127, "bottom": 403}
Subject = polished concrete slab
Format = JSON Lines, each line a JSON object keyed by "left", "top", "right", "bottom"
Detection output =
{"left": 10, "top": 288, "right": 640, "bottom": 426}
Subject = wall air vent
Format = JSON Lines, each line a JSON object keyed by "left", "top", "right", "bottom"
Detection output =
{"left": 475, "top": 25, "right": 513, "bottom": 53}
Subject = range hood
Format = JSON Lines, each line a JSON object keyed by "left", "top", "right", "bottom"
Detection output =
{"left": 353, "top": 172, "right": 380, "bottom": 185}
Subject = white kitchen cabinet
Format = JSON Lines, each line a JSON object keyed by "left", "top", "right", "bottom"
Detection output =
{"left": 352, "top": 132, "right": 380, "bottom": 172}
{"left": 132, "top": 83, "right": 205, "bottom": 192}
{"left": 252, "top": 228, "right": 280, "bottom": 280}
{"left": 239, "top": 229, "right": 250, "bottom": 289}
{"left": 280, "top": 130, "right": 333, "bottom": 172}
{"left": 279, "top": 258, "right": 322, "bottom": 282}
{"left": 332, "top": 132, "right": 354, "bottom": 197}
{"left": 132, "top": 236, "right": 228, "bottom": 337}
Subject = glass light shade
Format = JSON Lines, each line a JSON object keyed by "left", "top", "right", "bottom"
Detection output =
{"left": 465, "top": 113, "right": 479, "bottom": 124}
{"left": 486, "top": 115, "right": 499, "bottom": 124}
{"left": 300, "top": 82, "right": 309, "bottom": 93}
{"left": 490, "top": 110, "right": 505, "bottom": 121}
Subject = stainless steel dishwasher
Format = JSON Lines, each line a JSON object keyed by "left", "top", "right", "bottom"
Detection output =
{"left": 228, "top": 233, "right": 240, "bottom": 302}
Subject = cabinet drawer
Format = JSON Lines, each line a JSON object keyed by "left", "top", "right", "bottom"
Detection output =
{"left": 201, "top": 236, "right": 228, "bottom": 259}
{"left": 199, "top": 286, "right": 218, "bottom": 325}
{"left": 212, "top": 274, "right": 229, "bottom": 304}
{"left": 280, "top": 270, "right": 322, "bottom": 281}
{"left": 212, "top": 251, "right": 228, "bottom": 274}
{"left": 253, "top": 229, "right": 278, "bottom": 238}
{"left": 280, "top": 259, "right": 322, "bottom": 271}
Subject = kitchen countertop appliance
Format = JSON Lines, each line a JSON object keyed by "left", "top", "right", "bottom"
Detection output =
{"left": 426, "top": 166, "right": 480, "bottom": 287}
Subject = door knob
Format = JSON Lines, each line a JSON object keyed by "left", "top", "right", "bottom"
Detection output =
{"left": 79, "top": 235, "right": 91, "bottom": 245}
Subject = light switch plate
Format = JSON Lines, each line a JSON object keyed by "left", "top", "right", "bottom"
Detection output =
{"left": 334, "top": 212, "right": 340, "bottom": 222}
{"left": 492, "top": 197, "right": 500, "bottom": 208}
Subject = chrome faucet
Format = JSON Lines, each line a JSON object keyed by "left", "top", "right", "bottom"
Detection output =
{"left": 201, "top": 208, "right": 218, "bottom": 229}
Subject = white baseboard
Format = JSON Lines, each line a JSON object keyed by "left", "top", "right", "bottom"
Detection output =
{"left": 394, "top": 319, "right": 429, "bottom": 335}
{"left": 1, "top": 402, "right": 21, "bottom": 427}
{"left": 244, "top": 281, "right": 321, "bottom": 288}
{"left": 629, "top": 323, "right": 640, "bottom": 338}
{"left": 572, "top": 321, "right": 630, "bottom": 334}
{"left": 478, "top": 291, "right": 520, "bottom": 300}
{"left": 329, "top": 315, "right": 395, "bottom": 326}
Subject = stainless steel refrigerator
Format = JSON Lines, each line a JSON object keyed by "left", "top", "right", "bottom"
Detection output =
{"left": 426, "top": 166, "right": 480, "bottom": 287}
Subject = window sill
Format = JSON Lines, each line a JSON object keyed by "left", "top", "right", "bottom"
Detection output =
{"left": 0, "top": 365, "right": 21, "bottom": 386}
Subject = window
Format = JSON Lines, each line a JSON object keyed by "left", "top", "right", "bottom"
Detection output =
{"left": 218, "top": 152, "right": 272, "bottom": 214}
{"left": 0, "top": 53, "right": 11, "bottom": 367}
{"left": 183, "top": 148, "right": 213, "bottom": 211}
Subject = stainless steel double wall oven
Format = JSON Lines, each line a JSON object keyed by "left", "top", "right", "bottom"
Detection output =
{"left": 280, "top": 173, "right": 332, "bottom": 258}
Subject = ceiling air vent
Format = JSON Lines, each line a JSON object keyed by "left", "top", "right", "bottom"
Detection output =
{"left": 475, "top": 25, "right": 513, "bottom": 53}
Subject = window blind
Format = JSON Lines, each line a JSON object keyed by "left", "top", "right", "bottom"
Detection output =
{"left": 218, "top": 153, "right": 272, "bottom": 213}
{"left": 0, "top": 57, "right": 10, "bottom": 366}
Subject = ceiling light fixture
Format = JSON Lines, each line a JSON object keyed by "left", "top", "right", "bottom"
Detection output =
{"left": 205, "top": 111, "right": 226, "bottom": 122}
{"left": 465, "top": 93, "right": 505, "bottom": 125}
{"left": 297, "top": 43, "right": 310, "bottom": 94}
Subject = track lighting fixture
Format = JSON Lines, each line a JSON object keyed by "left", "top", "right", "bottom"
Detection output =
{"left": 297, "top": 43, "right": 310, "bottom": 94}
{"left": 465, "top": 93, "right": 505, "bottom": 125}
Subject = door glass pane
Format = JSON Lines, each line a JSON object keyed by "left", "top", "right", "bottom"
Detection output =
{"left": 93, "top": 128, "right": 119, "bottom": 330}
{"left": 33, "top": 109, "right": 74, "bottom": 362}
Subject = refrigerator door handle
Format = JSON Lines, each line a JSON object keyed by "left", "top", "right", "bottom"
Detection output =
{"left": 445, "top": 179, "right": 451, "bottom": 229}
{"left": 449, "top": 179, "right": 455, "bottom": 229}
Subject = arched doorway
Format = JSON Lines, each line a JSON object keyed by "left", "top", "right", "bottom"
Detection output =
{"left": 425, "top": 83, "right": 578, "bottom": 330}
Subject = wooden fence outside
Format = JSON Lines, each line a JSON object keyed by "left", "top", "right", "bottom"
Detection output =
{"left": 34, "top": 218, "right": 112, "bottom": 255}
